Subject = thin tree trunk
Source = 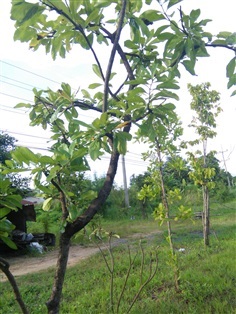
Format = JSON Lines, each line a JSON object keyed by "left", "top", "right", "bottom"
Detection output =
{"left": 46, "top": 233, "right": 71, "bottom": 314}
{"left": 202, "top": 185, "right": 210, "bottom": 246}
{"left": 155, "top": 140, "right": 179, "bottom": 290}
{"left": 202, "top": 140, "right": 210, "bottom": 246}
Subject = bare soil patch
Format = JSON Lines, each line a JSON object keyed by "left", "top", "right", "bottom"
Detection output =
{"left": 0, "top": 231, "right": 158, "bottom": 282}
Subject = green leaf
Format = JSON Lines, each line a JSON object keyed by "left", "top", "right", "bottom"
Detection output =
{"left": 114, "top": 132, "right": 132, "bottom": 155}
{"left": 0, "top": 195, "right": 22, "bottom": 210}
{"left": 0, "top": 208, "right": 12, "bottom": 218}
{"left": 227, "top": 74, "right": 236, "bottom": 89}
{"left": 88, "top": 83, "right": 102, "bottom": 89}
{"left": 12, "top": 146, "right": 39, "bottom": 165}
{"left": 14, "top": 103, "right": 32, "bottom": 109}
{"left": 61, "top": 83, "right": 72, "bottom": 97}
{"left": 76, "top": 120, "right": 92, "bottom": 129}
{"left": 85, "top": 9, "right": 100, "bottom": 26}
{"left": 1, "top": 236, "right": 17, "bottom": 250}
{"left": 231, "top": 90, "right": 236, "bottom": 97}
{"left": 190, "top": 9, "right": 201, "bottom": 22}
{"left": 226, "top": 57, "right": 236, "bottom": 78}
{"left": 89, "top": 141, "right": 102, "bottom": 161}
{"left": 157, "top": 82, "right": 180, "bottom": 89}
{"left": 139, "top": 10, "right": 165, "bottom": 22}
{"left": 211, "top": 39, "right": 227, "bottom": 46}
{"left": 167, "top": 0, "right": 183, "bottom": 9}
{"left": 43, "top": 197, "right": 53, "bottom": 211}
{"left": 217, "top": 31, "right": 232, "bottom": 39}
{"left": 92, "top": 64, "right": 103, "bottom": 79}
{"left": 182, "top": 59, "right": 196, "bottom": 75}
{"left": 81, "top": 89, "right": 91, "bottom": 99}
{"left": 156, "top": 90, "right": 179, "bottom": 101}
{"left": 39, "top": 156, "right": 56, "bottom": 165}
{"left": 11, "top": 1, "right": 44, "bottom": 25}
{"left": 0, "top": 218, "right": 15, "bottom": 233}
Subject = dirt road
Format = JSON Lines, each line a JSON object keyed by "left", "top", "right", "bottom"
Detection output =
{"left": 0, "top": 245, "right": 102, "bottom": 282}
{"left": 0, "top": 232, "right": 157, "bottom": 282}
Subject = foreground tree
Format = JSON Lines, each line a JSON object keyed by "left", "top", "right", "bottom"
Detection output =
{"left": 2, "top": 0, "right": 235, "bottom": 312}
{"left": 187, "top": 82, "right": 221, "bottom": 246}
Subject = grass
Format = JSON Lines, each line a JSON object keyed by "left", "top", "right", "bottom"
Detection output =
{"left": 0, "top": 199, "right": 235, "bottom": 314}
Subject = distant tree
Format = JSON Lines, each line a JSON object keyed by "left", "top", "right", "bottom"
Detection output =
{"left": 162, "top": 156, "right": 191, "bottom": 189}
{"left": 187, "top": 82, "right": 221, "bottom": 246}
{"left": 0, "top": 132, "right": 16, "bottom": 164}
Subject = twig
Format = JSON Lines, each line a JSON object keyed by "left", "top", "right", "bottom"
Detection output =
{"left": 116, "top": 246, "right": 138, "bottom": 314}
{"left": 127, "top": 251, "right": 158, "bottom": 313}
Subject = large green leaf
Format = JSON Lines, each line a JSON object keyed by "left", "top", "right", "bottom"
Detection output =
{"left": 0, "top": 208, "right": 12, "bottom": 218}
{"left": 89, "top": 141, "right": 102, "bottom": 161}
{"left": 1, "top": 236, "right": 17, "bottom": 250}
{"left": 42, "top": 197, "right": 53, "bottom": 211}
{"left": 182, "top": 59, "right": 196, "bottom": 75}
{"left": 226, "top": 57, "right": 236, "bottom": 78}
{"left": 12, "top": 146, "right": 39, "bottom": 165}
{"left": 11, "top": 1, "right": 44, "bottom": 25}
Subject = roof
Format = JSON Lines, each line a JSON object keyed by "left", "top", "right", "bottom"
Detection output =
{"left": 21, "top": 197, "right": 44, "bottom": 206}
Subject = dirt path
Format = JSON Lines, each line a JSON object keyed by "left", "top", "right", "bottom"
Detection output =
{"left": 0, "top": 245, "right": 102, "bottom": 282}
{"left": 0, "top": 232, "right": 158, "bottom": 282}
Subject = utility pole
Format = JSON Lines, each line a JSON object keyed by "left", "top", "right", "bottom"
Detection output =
{"left": 121, "top": 154, "right": 130, "bottom": 208}
{"left": 219, "top": 148, "right": 231, "bottom": 188}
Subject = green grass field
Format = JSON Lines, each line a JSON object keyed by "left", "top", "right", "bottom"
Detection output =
{"left": 0, "top": 200, "right": 235, "bottom": 314}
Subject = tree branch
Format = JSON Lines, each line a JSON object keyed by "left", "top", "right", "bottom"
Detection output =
{"left": 103, "top": 0, "right": 127, "bottom": 112}
{"left": 0, "top": 257, "right": 29, "bottom": 314}
{"left": 205, "top": 43, "right": 236, "bottom": 53}
{"left": 100, "top": 26, "right": 136, "bottom": 82}
{"left": 65, "top": 148, "right": 120, "bottom": 237}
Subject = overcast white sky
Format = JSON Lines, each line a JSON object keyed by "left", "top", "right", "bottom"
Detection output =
{"left": 0, "top": 0, "right": 235, "bottom": 186}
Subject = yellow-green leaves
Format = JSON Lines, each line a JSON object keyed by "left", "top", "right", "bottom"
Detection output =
{"left": 43, "top": 197, "right": 53, "bottom": 211}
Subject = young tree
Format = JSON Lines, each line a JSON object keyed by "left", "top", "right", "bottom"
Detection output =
{"left": 137, "top": 111, "right": 191, "bottom": 290}
{"left": 2, "top": 0, "right": 235, "bottom": 312}
{"left": 187, "top": 82, "right": 222, "bottom": 246}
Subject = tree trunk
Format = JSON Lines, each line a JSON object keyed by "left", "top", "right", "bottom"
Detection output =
{"left": 46, "top": 150, "right": 121, "bottom": 313}
{"left": 140, "top": 200, "right": 148, "bottom": 219}
{"left": 202, "top": 185, "right": 210, "bottom": 246}
{"left": 46, "top": 233, "right": 71, "bottom": 314}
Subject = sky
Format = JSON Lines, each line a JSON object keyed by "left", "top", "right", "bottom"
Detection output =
{"left": 0, "top": 0, "right": 236, "bottom": 187}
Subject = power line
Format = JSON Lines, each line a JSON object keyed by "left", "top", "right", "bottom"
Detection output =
{"left": 1, "top": 60, "right": 62, "bottom": 86}
{"left": 0, "top": 107, "right": 26, "bottom": 115}
{"left": 1, "top": 80, "right": 33, "bottom": 92}
{"left": 0, "top": 104, "right": 26, "bottom": 111}
{"left": 0, "top": 74, "right": 41, "bottom": 89}
{"left": 6, "top": 131, "right": 51, "bottom": 140}
{"left": 0, "top": 92, "right": 33, "bottom": 103}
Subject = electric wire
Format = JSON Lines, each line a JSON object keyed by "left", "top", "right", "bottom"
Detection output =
{"left": 0, "top": 60, "right": 62, "bottom": 86}
{"left": 0, "top": 91, "right": 33, "bottom": 103}
{"left": 1, "top": 80, "right": 33, "bottom": 92}
{"left": 0, "top": 74, "right": 40, "bottom": 89}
